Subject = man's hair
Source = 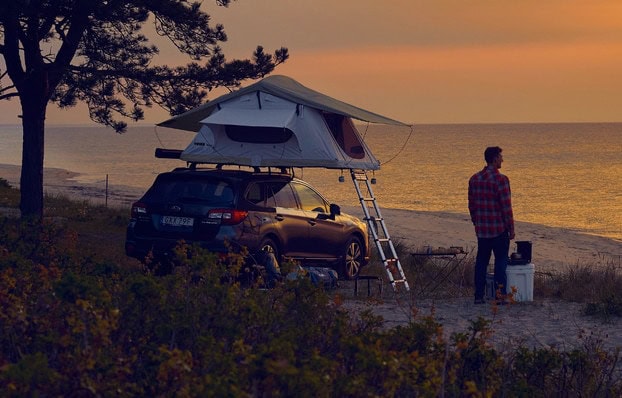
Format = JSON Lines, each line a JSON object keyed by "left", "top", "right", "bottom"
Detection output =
{"left": 484, "top": 146, "right": 502, "bottom": 164}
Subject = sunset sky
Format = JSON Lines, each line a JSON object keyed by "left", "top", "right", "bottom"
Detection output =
{"left": 2, "top": 0, "right": 622, "bottom": 125}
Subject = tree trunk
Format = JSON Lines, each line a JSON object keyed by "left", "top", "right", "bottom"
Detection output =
{"left": 19, "top": 95, "right": 47, "bottom": 220}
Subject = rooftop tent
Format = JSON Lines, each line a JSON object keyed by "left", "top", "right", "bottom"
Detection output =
{"left": 157, "top": 75, "right": 411, "bottom": 170}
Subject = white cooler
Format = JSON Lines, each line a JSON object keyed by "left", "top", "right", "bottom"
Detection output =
{"left": 506, "top": 263, "right": 535, "bottom": 302}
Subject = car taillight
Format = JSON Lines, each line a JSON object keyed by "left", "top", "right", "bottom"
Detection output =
{"left": 208, "top": 209, "right": 248, "bottom": 225}
{"left": 131, "top": 201, "right": 148, "bottom": 218}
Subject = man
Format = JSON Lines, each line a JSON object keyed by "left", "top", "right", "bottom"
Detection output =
{"left": 468, "top": 146, "right": 515, "bottom": 304}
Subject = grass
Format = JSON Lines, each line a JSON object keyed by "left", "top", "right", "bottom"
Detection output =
{"left": 0, "top": 177, "right": 20, "bottom": 206}
{"left": 2, "top": 178, "right": 622, "bottom": 320}
{"left": 0, "top": 179, "right": 138, "bottom": 269}
{"left": 361, "top": 240, "right": 474, "bottom": 299}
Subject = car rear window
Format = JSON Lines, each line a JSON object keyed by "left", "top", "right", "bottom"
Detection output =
{"left": 144, "top": 175, "right": 235, "bottom": 205}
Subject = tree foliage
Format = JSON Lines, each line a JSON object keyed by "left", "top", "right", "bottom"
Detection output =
{"left": 0, "top": 0, "right": 288, "bottom": 218}
{"left": 0, "top": 0, "right": 288, "bottom": 130}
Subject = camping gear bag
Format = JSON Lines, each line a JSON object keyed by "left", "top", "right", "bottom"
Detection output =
{"left": 305, "top": 267, "right": 339, "bottom": 289}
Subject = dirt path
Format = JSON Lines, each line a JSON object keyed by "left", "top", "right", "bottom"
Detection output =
{"left": 337, "top": 280, "right": 622, "bottom": 353}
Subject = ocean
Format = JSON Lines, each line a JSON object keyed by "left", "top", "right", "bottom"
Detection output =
{"left": 0, "top": 122, "right": 620, "bottom": 242}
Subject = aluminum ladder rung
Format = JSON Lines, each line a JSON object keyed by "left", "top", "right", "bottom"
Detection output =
{"left": 350, "top": 169, "right": 410, "bottom": 292}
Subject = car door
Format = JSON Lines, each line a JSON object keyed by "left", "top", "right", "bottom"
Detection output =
{"left": 265, "top": 181, "right": 310, "bottom": 257}
{"left": 290, "top": 181, "right": 342, "bottom": 259}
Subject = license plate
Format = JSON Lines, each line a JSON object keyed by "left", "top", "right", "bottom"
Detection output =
{"left": 161, "top": 216, "right": 194, "bottom": 227}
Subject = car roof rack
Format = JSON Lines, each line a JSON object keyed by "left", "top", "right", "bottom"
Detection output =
{"left": 155, "top": 149, "right": 297, "bottom": 176}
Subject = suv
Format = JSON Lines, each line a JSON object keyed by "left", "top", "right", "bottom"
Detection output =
{"left": 125, "top": 167, "right": 370, "bottom": 279}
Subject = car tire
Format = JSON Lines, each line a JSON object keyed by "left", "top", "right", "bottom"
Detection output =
{"left": 341, "top": 236, "right": 363, "bottom": 280}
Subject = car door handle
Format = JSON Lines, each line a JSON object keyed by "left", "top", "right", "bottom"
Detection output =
{"left": 275, "top": 215, "right": 284, "bottom": 221}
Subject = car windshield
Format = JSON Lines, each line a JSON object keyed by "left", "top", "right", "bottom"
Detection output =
{"left": 144, "top": 176, "right": 234, "bottom": 206}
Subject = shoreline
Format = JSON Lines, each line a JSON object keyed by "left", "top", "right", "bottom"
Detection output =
{"left": 0, "top": 163, "right": 143, "bottom": 208}
{"left": 2, "top": 163, "right": 620, "bottom": 273}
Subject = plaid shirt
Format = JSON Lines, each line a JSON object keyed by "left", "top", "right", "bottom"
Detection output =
{"left": 468, "top": 166, "right": 515, "bottom": 238}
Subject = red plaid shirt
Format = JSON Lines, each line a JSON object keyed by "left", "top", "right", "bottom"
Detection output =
{"left": 468, "top": 166, "right": 515, "bottom": 238}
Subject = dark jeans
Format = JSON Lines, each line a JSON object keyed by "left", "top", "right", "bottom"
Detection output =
{"left": 474, "top": 231, "right": 510, "bottom": 300}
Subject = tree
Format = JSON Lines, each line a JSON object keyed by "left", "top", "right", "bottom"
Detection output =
{"left": 0, "top": 0, "right": 288, "bottom": 219}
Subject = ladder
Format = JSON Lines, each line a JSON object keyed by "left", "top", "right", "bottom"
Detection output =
{"left": 350, "top": 169, "right": 410, "bottom": 292}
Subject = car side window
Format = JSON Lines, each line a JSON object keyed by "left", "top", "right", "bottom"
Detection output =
{"left": 268, "top": 182, "right": 298, "bottom": 209}
{"left": 291, "top": 182, "right": 328, "bottom": 212}
{"left": 245, "top": 182, "right": 264, "bottom": 206}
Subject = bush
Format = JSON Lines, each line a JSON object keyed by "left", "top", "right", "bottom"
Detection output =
{"left": 0, "top": 179, "right": 19, "bottom": 207}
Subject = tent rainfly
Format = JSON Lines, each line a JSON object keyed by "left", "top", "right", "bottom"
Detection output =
{"left": 157, "top": 75, "right": 411, "bottom": 170}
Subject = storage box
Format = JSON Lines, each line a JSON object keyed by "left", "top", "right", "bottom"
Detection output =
{"left": 506, "top": 263, "right": 535, "bottom": 302}
{"left": 516, "top": 241, "right": 532, "bottom": 263}
{"left": 509, "top": 241, "right": 533, "bottom": 265}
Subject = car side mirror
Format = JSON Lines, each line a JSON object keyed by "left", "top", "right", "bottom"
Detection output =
{"left": 316, "top": 204, "right": 340, "bottom": 220}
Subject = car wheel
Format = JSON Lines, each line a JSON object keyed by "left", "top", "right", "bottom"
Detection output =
{"left": 341, "top": 236, "right": 363, "bottom": 280}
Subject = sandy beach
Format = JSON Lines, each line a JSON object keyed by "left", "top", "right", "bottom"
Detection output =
{"left": 340, "top": 206, "right": 622, "bottom": 274}
{"left": 340, "top": 294, "right": 622, "bottom": 353}
{"left": 2, "top": 163, "right": 622, "bottom": 352}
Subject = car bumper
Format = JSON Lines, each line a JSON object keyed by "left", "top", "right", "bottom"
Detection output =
{"left": 125, "top": 226, "right": 260, "bottom": 261}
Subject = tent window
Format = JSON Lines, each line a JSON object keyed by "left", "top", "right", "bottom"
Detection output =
{"left": 225, "top": 125, "right": 293, "bottom": 144}
{"left": 322, "top": 113, "right": 365, "bottom": 159}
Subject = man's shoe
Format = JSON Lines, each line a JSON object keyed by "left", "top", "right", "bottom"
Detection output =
{"left": 474, "top": 298, "right": 486, "bottom": 305}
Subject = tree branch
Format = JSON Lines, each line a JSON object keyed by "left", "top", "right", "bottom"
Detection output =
{"left": 50, "top": 2, "right": 93, "bottom": 88}
{"left": 1, "top": 4, "right": 26, "bottom": 85}
{"left": 0, "top": 91, "right": 19, "bottom": 100}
